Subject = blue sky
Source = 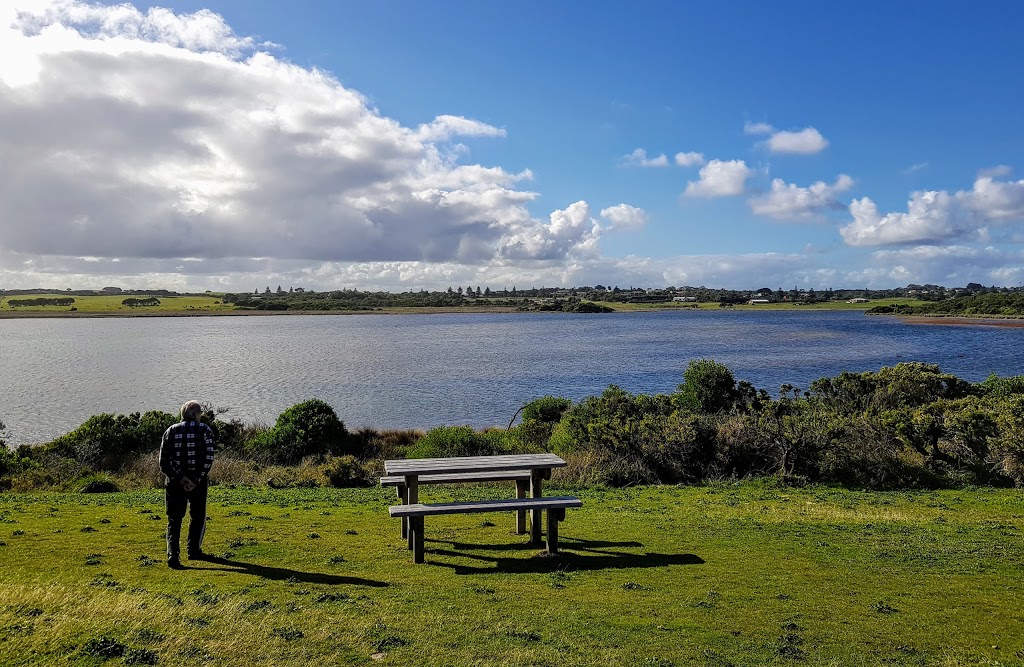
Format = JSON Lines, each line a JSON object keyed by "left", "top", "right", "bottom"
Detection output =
{"left": 1, "top": 1, "right": 1022, "bottom": 291}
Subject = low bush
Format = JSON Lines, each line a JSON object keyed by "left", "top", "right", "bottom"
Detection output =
{"left": 244, "top": 399, "right": 350, "bottom": 464}
{"left": 406, "top": 425, "right": 508, "bottom": 459}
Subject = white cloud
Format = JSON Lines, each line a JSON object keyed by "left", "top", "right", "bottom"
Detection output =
{"left": 674, "top": 151, "right": 705, "bottom": 167}
{"left": 743, "top": 121, "right": 775, "bottom": 135}
{"left": 0, "top": 0, "right": 651, "bottom": 278}
{"left": 600, "top": 204, "right": 648, "bottom": 231}
{"left": 902, "top": 162, "right": 929, "bottom": 175}
{"left": 840, "top": 175, "right": 1024, "bottom": 247}
{"left": 683, "top": 159, "right": 752, "bottom": 198}
{"left": 766, "top": 127, "right": 829, "bottom": 155}
{"left": 749, "top": 174, "right": 854, "bottom": 220}
{"left": 864, "top": 245, "right": 1024, "bottom": 287}
{"left": 621, "top": 148, "right": 669, "bottom": 167}
{"left": 979, "top": 165, "right": 1012, "bottom": 179}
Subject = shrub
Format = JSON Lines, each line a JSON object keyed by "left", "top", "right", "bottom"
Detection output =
{"left": 320, "top": 455, "right": 372, "bottom": 487}
{"left": 521, "top": 396, "right": 572, "bottom": 424}
{"left": 673, "top": 359, "right": 738, "bottom": 414}
{"left": 77, "top": 473, "right": 121, "bottom": 493}
{"left": 245, "top": 399, "right": 349, "bottom": 464}
{"left": 405, "top": 426, "right": 506, "bottom": 459}
{"left": 46, "top": 411, "right": 177, "bottom": 471}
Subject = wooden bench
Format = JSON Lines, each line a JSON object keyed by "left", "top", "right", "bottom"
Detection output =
{"left": 389, "top": 496, "right": 583, "bottom": 563}
{"left": 381, "top": 470, "right": 534, "bottom": 537}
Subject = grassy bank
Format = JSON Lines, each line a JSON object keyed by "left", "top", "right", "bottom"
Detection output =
{"left": 1, "top": 482, "right": 1022, "bottom": 666}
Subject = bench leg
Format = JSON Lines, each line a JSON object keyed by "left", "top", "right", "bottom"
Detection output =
{"left": 546, "top": 509, "right": 560, "bottom": 554}
{"left": 530, "top": 471, "right": 543, "bottom": 546}
{"left": 412, "top": 516, "right": 425, "bottom": 564}
{"left": 515, "top": 480, "right": 528, "bottom": 534}
{"left": 397, "top": 484, "right": 408, "bottom": 539}
{"left": 406, "top": 476, "right": 418, "bottom": 551}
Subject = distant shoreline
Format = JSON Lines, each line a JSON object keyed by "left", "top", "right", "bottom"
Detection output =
{"left": 897, "top": 315, "right": 1024, "bottom": 328}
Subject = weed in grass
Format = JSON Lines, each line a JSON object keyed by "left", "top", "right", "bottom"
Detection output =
{"left": 327, "top": 554, "right": 346, "bottom": 564}
{"left": 124, "top": 647, "right": 159, "bottom": 665}
{"left": 80, "top": 525, "right": 96, "bottom": 532}
{"left": 308, "top": 532, "right": 320, "bottom": 539}
{"left": 505, "top": 629, "right": 541, "bottom": 642}
{"left": 872, "top": 600, "right": 898, "bottom": 614}
{"left": 2, "top": 622, "right": 35, "bottom": 638}
{"left": 99, "top": 518, "right": 111, "bottom": 524}
{"left": 148, "top": 514, "right": 161, "bottom": 520}
{"left": 12, "top": 605, "right": 43, "bottom": 618}
{"left": 178, "top": 644, "right": 212, "bottom": 661}
{"left": 154, "top": 593, "right": 183, "bottom": 606}
{"left": 81, "top": 635, "right": 128, "bottom": 659}
{"left": 237, "top": 525, "right": 255, "bottom": 532}
{"left": 133, "top": 628, "right": 165, "bottom": 643}
{"left": 776, "top": 632, "right": 806, "bottom": 660}
{"left": 622, "top": 581, "right": 648, "bottom": 591}
{"left": 190, "top": 588, "right": 219, "bottom": 606}
{"left": 12, "top": 529, "right": 25, "bottom": 536}
{"left": 242, "top": 600, "right": 272, "bottom": 613}
{"left": 701, "top": 649, "right": 734, "bottom": 667}
{"left": 138, "top": 555, "right": 156, "bottom": 567}
{"left": 470, "top": 585, "right": 496, "bottom": 594}
{"left": 139, "top": 509, "right": 153, "bottom": 514}
{"left": 479, "top": 520, "right": 496, "bottom": 527}
{"left": 314, "top": 592, "right": 350, "bottom": 603}
{"left": 782, "top": 622, "right": 803, "bottom": 632}
{"left": 89, "top": 574, "right": 119, "bottom": 588}
{"left": 776, "top": 593, "right": 792, "bottom": 600}
{"left": 271, "top": 627, "right": 304, "bottom": 641}
{"left": 345, "top": 529, "right": 358, "bottom": 535}
{"left": 184, "top": 617, "right": 210, "bottom": 628}
{"left": 0, "top": 540, "right": 6, "bottom": 546}
{"left": 85, "top": 553, "right": 103, "bottom": 565}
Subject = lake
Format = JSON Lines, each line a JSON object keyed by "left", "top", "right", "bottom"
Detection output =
{"left": 2, "top": 310, "right": 1022, "bottom": 445}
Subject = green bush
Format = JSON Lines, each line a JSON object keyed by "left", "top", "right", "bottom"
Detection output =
{"left": 673, "top": 359, "right": 739, "bottom": 414}
{"left": 521, "top": 396, "right": 572, "bottom": 424}
{"left": 406, "top": 426, "right": 507, "bottom": 459}
{"left": 320, "top": 455, "right": 372, "bottom": 487}
{"left": 76, "top": 473, "right": 121, "bottom": 493}
{"left": 245, "top": 399, "right": 349, "bottom": 464}
{"left": 46, "top": 411, "right": 177, "bottom": 471}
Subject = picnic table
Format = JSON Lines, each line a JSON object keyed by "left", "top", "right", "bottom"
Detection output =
{"left": 384, "top": 453, "right": 582, "bottom": 563}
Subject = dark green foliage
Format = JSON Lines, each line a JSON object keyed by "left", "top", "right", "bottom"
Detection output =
{"left": 77, "top": 473, "right": 120, "bottom": 493}
{"left": 674, "top": 359, "right": 740, "bottom": 414}
{"left": 82, "top": 636, "right": 128, "bottom": 658}
{"left": 521, "top": 396, "right": 572, "bottom": 424}
{"left": 406, "top": 426, "right": 508, "bottom": 459}
{"left": 977, "top": 374, "right": 1024, "bottom": 398}
{"left": 245, "top": 399, "right": 349, "bottom": 464}
{"left": 320, "top": 455, "right": 372, "bottom": 487}
{"left": 45, "top": 411, "right": 177, "bottom": 471}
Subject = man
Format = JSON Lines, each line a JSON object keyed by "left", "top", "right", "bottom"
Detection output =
{"left": 159, "top": 400, "right": 216, "bottom": 569}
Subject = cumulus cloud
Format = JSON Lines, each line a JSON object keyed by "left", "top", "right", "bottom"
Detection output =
{"left": 902, "top": 162, "right": 929, "bottom": 175}
{"left": 840, "top": 176, "right": 1024, "bottom": 246}
{"left": 864, "top": 245, "right": 1024, "bottom": 286}
{"left": 749, "top": 174, "right": 854, "bottom": 220}
{"left": 683, "top": 159, "right": 752, "bottom": 198}
{"left": 621, "top": 148, "right": 669, "bottom": 167}
{"left": 0, "top": 0, "right": 648, "bottom": 285}
{"left": 766, "top": 127, "right": 829, "bottom": 154}
{"left": 674, "top": 151, "right": 705, "bottom": 167}
{"left": 600, "top": 204, "right": 648, "bottom": 231}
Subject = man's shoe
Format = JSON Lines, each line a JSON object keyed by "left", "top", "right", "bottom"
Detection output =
{"left": 167, "top": 556, "right": 184, "bottom": 569}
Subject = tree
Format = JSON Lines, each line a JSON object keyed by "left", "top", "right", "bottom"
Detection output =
{"left": 484, "top": 287, "right": 491, "bottom": 296}
{"left": 457, "top": 287, "right": 463, "bottom": 295}
{"left": 674, "top": 359, "right": 738, "bottom": 414}
{"left": 475, "top": 286, "right": 482, "bottom": 296}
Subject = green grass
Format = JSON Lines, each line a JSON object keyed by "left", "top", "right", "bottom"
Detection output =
{"left": 0, "top": 294, "right": 235, "bottom": 314}
{"left": 594, "top": 298, "right": 932, "bottom": 312}
{"left": 1, "top": 482, "right": 1022, "bottom": 666}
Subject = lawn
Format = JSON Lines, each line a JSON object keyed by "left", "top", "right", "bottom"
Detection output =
{"left": 1, "top": 482, "right": 1022, "bottom": 666}
{"left": 0, "top": 294, "right": 235, "bottom": 315}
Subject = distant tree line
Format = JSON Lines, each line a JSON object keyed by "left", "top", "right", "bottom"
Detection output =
{"left": 7, "top": 297, "right": 75, "bottom": 307}
{"left": 121, "top": 297, "right": 161, "bottom": 308}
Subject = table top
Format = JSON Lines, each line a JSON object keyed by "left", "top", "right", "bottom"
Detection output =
{"left": 384, "top": 453, "right": 566, "bottom": 477}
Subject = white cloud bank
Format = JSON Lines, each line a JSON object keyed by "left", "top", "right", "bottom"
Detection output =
{"left": 0, "top": 0, "right": 648, "bottom": 285}
{"left": 841, "top": 176, "right": 1024, "bottom": 246}
{"left": 674, "top": 151, "right": 705, "bottom": 167}
{"left": 621, "top": 148, "right": 669, "bottom": 167}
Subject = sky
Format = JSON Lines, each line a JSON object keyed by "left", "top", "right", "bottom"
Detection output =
{"left": 1, "top": 1, "right": 1023, "bottom": 293}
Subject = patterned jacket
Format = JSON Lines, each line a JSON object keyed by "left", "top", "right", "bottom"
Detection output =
{"left": 159, "top": 421, "right": 216, "bottom": 485}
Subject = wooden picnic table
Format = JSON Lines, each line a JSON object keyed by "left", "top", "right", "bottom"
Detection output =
{"left": 384, "top": 453, "right": 569, "bottom": 557}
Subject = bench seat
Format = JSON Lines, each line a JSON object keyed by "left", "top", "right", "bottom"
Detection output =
{"left": 380, "top": 470, "right": 532, "bottom": 487}
{"left": 390, "top": 496, "right": 582, "bottom": 563}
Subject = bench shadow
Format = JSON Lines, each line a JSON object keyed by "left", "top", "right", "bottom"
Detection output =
{"left": 435, "top": 537, "right": 644, "bottom": 554}
{"left": 424, "top": 540, "right": 703, "bottom": 574}
{"left": 191, "top": 556, "right": 388, "bottom": 587}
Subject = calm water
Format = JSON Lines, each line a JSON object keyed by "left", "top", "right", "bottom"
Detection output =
{"left": 2, "top": 311, "right": 1022, "bottom": 445}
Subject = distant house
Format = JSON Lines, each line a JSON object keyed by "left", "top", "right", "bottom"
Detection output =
{"left": 748, "top": 298, "right": 770, "bottom": 304}
{"left": 672, "top": 296, "right": 697, "bottom": 302}
{"left": 847, "top": 298, "right": 870, "bottom": 303}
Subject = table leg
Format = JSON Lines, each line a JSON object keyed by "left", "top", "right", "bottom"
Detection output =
{"left": 406, "top": 475, "right": 418, "bottom": 551}
{"left": 530, "top": 470, "right": 543, "bottom": 546}
{"left": 398, "top": 484, "right": 407, "bottom": 539}
{"left": 546, "top": 508, "right": 562, "bottom": 554}
{"left": 412, "top": 516, "right": 425, "bottom": 564}
{"left": 515, "top": 479, "right": 528, "bottom": 534}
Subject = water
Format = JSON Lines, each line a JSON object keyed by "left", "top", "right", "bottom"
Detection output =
{"left": 2, "top": 311, "right": 1022, "bottom": 445}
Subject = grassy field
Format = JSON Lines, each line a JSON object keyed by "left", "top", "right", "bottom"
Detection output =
{"left": 0, "top": 293, "right": 236, "bottom": 315}
{"left": 593, "top": 298, "right": 933, "bottom": 313}
{"left": 1, "top": 482, "right": 1022, "bottom": 666}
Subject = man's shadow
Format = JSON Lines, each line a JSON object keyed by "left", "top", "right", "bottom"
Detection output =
{"left": 188, "top": 555, "right": 388, "bottom": 587}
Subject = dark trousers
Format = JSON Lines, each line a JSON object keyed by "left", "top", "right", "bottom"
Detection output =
{"left": 165, "top": 478, "right": 208, "bottom": 558}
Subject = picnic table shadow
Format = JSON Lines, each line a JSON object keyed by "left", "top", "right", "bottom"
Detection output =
{"left": 191, "top": 555, "right": 388, "bottom": 588}
{"left": 424, "top": 537, "right": 703, "bottom": 574}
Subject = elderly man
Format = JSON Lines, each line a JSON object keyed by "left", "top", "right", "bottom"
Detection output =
{"left": 159, "top": 400, "right": 216, "bottom": 569}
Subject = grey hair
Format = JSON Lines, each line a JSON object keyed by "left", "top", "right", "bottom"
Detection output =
{"left": 180, "top": 401, "right": 203, "bottom": 422}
